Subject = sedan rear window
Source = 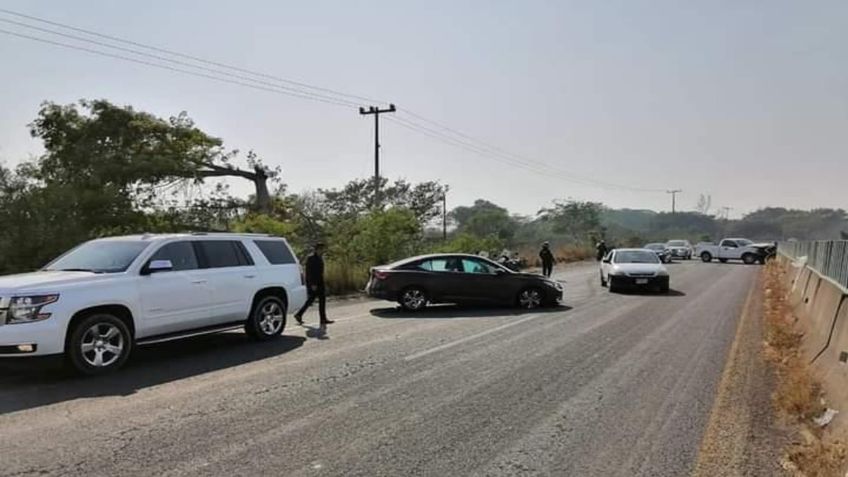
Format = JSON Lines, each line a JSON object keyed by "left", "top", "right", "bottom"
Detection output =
{"left": 614, "top": 251, "right": 660, "bottom": 264}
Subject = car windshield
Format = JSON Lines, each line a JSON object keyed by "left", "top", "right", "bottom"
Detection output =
{"left": 736, "top": 239, "right": 753, "bottom": 246}
{"left": 644, "top": 244, "right": 665, "bottom": 250}
{"left": 614, "top": 251, "right": 661, "bottom": 264}
{"left": 667, "top": 240, "right": 687, "bottom": 247}
{"left": 44, "top": 240, "right": 150, "bottom": 273}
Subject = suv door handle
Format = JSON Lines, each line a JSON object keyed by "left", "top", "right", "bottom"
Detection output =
{"left": 244, "top": 275, "right": 256, "bottom": 279}
{"left": 191, "top": 279, "right": 208, "bottom": 284}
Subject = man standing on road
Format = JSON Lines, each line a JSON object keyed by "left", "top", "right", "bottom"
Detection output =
{"left": 539, "top": 242, "right": 554, "bottom": 278}
{"left": 596, "top": 240, "right": 609, "bottom": 261}
{"left": 294, "top": 242, "right": 334, "bottom": 328}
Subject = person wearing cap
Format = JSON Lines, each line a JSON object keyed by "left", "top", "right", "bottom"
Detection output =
{"left": 539, "top": 242, "right": 554, "bottom": 278}
{"left": 294, "top": 242, "right": 334, "bottom": 328}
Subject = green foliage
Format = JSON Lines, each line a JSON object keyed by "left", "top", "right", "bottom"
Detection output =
{"left": 432, "top": 232, "right": 504, "bottom": 255}
{"left": 319, "top": 177, "right": 445, "bottom": 224}
{"left": 538, "top": 200, "right": 605, "bottom": 244}
{"left": 451, "top": 199, "right": 518, "bottom": 241}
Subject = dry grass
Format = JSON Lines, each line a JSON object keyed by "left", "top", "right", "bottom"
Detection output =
{"left": 763, "top": 262, "right": 847, "bottom": 476}
{"left": 324, "top": 260, "right": 370, "bottom": 295}
{"left": 517, "top": 244, "right": 594, "bottom": 267}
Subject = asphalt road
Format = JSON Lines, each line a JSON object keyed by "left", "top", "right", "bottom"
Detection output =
{"left": 0, "top": 260, "right": 758, "bottom": 477}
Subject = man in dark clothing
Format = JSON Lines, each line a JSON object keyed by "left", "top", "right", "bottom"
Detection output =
{"left": 539, "top": 242, "right": 554, "bottom": 278}
{"left": 596, "top": 240, "right": 609, "bottom": 261}
{"left": 294, "top": 243, "right": 334, "bottom": 327}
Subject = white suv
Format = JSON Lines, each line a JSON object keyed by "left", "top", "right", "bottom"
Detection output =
{"left": 0, "top": 233, "right": 307, "bottom": 374}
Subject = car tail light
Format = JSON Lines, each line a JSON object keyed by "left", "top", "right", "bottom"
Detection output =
{"left": 372, "top": 269, "right": 389, "bottom": 281}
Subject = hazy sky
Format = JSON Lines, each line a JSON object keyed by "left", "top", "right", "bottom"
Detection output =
{"left": 1, "top": 0, "right": 846, "bottom": 218}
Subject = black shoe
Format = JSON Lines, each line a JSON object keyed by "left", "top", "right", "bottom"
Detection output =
{"left": 321, "top": 319, "right": 335, "bottom": 325}
{"left": 294, "top": 314, "right": 304, "bottom": 325}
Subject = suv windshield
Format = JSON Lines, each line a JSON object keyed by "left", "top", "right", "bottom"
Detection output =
{"left": 45, "top": 240, "right": 150, "bottom": 273}
{"left": 736, "top": 239, "right": 753, "bottom": 246}
{"left": 614, "top": 251, "right": 661, "bottom": 264}
{"left": 667, "top": 240, "right": 687, "bottom": 247}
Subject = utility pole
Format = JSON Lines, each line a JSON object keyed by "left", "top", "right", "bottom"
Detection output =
{"left": 666, "top": 189, "right": 682, "bottom": 214}
{"left": 359, "top": 103, "right": 396, "bottom": 208}
{"left": 442, "top": 187, "right": 449, "bottom": 241}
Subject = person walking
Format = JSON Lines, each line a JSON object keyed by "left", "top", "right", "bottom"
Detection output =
{"left": 294, "top": 242, "right": 334, "bottom": 328}
{"left": 539, "top": 242, "right": 554, "bottom": 278}
{"left": 596, "top": 240, "right": 609, "bottom": 261}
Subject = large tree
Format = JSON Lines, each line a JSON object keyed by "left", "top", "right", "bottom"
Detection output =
{"left": 29, "top": 99, "right": 278, "bottom": 213}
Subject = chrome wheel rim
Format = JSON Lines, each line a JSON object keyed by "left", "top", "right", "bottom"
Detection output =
{"left": 519, "top": 289, "right": 542, "bottom": 309}
{"left": 80, "top": 323, "right": 124, "bottom": 368}
{"left": 403, "top": 289, "right": 425, "bottom": 310}
{"left": 258, "top": 301, "right": 284, "bottom": 335}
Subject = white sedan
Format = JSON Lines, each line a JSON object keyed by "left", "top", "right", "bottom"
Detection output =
{"left": 600, "top": 248, "right": 670, "bottom": 293}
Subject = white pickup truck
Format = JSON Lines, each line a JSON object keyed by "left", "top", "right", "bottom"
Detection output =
{"left": 696, "top": 238, "right": 776, "bottom": 265}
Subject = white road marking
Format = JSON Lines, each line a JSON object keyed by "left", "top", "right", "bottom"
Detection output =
{"left": 404, "top": 313, "right": 543, "bottom": 361}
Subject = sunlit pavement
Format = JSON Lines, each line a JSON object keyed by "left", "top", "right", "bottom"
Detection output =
{"left": 0, "top": 260, "right": 757, "bottom": 476}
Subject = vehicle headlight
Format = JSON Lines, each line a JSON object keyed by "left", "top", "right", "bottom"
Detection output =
{"left": 657, "top": 270, "right": 669, "bottom": 277}
{"left": 7, "top": 294, "right": 60, "bottom": 324}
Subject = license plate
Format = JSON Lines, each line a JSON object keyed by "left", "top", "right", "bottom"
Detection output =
{"left": 635, "top": 278, "right": 649, "bottom": 285}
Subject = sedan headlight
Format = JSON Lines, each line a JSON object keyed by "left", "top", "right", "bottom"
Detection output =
{"left": 656, "top": 270, "right": 669, "bottom": 277}
{"left": 7, "top": 294, "right": 60, "bottom": 324}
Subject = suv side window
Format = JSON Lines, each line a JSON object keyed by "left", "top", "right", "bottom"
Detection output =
{"left": 722, "top": 240, "right": 738, "bottom": 248}
{"left": 254, "top": 240, "right": 295, "bottom": 265}
{"left": 196, "top": 241, "right": 253, "bottom": 269}
{"left": 148, "top": 241, "right": 199, "bottom": 271}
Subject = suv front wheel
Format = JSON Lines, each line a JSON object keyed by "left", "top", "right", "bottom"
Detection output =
{"left": 67, "top": 313, "right": 133, "bottom": 375}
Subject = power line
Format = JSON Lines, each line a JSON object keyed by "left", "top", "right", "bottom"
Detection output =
{"left": 0, "top": 7, "right": 386, "bottom": 106}
{"left": 0, "top": 28, "right": 357, "bottom": 108}
{"left": 0, "top": 9, "right": 670, "bottom": 194}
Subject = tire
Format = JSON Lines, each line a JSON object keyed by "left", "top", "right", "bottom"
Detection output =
{"left": 660, "top": 283, "right": 670, "bottom": 294}
{"left": 246, "top": 295, "right": 287, "bottom": 341}
{"left": 608, "top": 277, "right": 618, "bottom": 293}
{"left": 742, "top": 253, "right": 757, "bottom": 265}
{"left": 399, "top": 287, "right": 428, "bottom": 311}
{"left": 66, "top": 313, "right": 133, "bottom": 375}
{"left": 700, "top": 252, "right": 712, "bottom": 262}
{"left": 517, "top": 287, "right": 544, "bottom": 309}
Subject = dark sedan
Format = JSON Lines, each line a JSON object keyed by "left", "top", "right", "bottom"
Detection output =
{"left": 365, "top": 254, "right": 564, "bottom": 311}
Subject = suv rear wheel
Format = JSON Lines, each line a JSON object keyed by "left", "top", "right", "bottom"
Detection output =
{"left": 246, "top": 296, "right": 287, "bottom": 341}
{"left": 67, "top": 313, "right": 133, "bottom": 375}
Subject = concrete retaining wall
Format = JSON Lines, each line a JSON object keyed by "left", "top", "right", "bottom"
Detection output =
{"left": 780, "top": 253, "right": 848, "bottom": 427}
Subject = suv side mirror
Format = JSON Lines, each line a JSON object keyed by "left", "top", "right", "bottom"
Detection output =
{"left": 494, "top": 268, "right": 507, "bottom": 276}
{"left": 603, "top": 258, "right": 612, "bottom": 264}
{"left": 142, "top": 259, "right": 173, "bottom": 275}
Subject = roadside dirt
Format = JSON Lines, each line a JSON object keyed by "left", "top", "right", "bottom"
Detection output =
{"left": 692, "top": 270, "right": 791, "bottom": 476}
{"left": 762, "top": 263, "right": 847, "bottom": 477}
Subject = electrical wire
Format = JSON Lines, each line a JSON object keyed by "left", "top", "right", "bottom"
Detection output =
{"left": 0, "top": 9, "right": 668, "bottom": 194}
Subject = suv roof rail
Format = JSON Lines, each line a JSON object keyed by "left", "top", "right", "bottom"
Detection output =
{"left": 189, "top": 232, "right": 274, "bottom": 237}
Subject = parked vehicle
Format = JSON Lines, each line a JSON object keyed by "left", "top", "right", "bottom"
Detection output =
{"left": 0, "top": 233, "right": 307, "bottom": 375}
{"left": 600, "top": 249, "right": 670, "bottom": 293}
{"left": 366, "top": 253, "right": 563, "bottom": 311}
{"left": 644, "top": 243, "right": 672, "bottom": 263}
{"left": 697, "top": 238, "right": 776, "bottom": 264}
{"left": 665, "top": 240, "right": 693, "bottom": 260}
